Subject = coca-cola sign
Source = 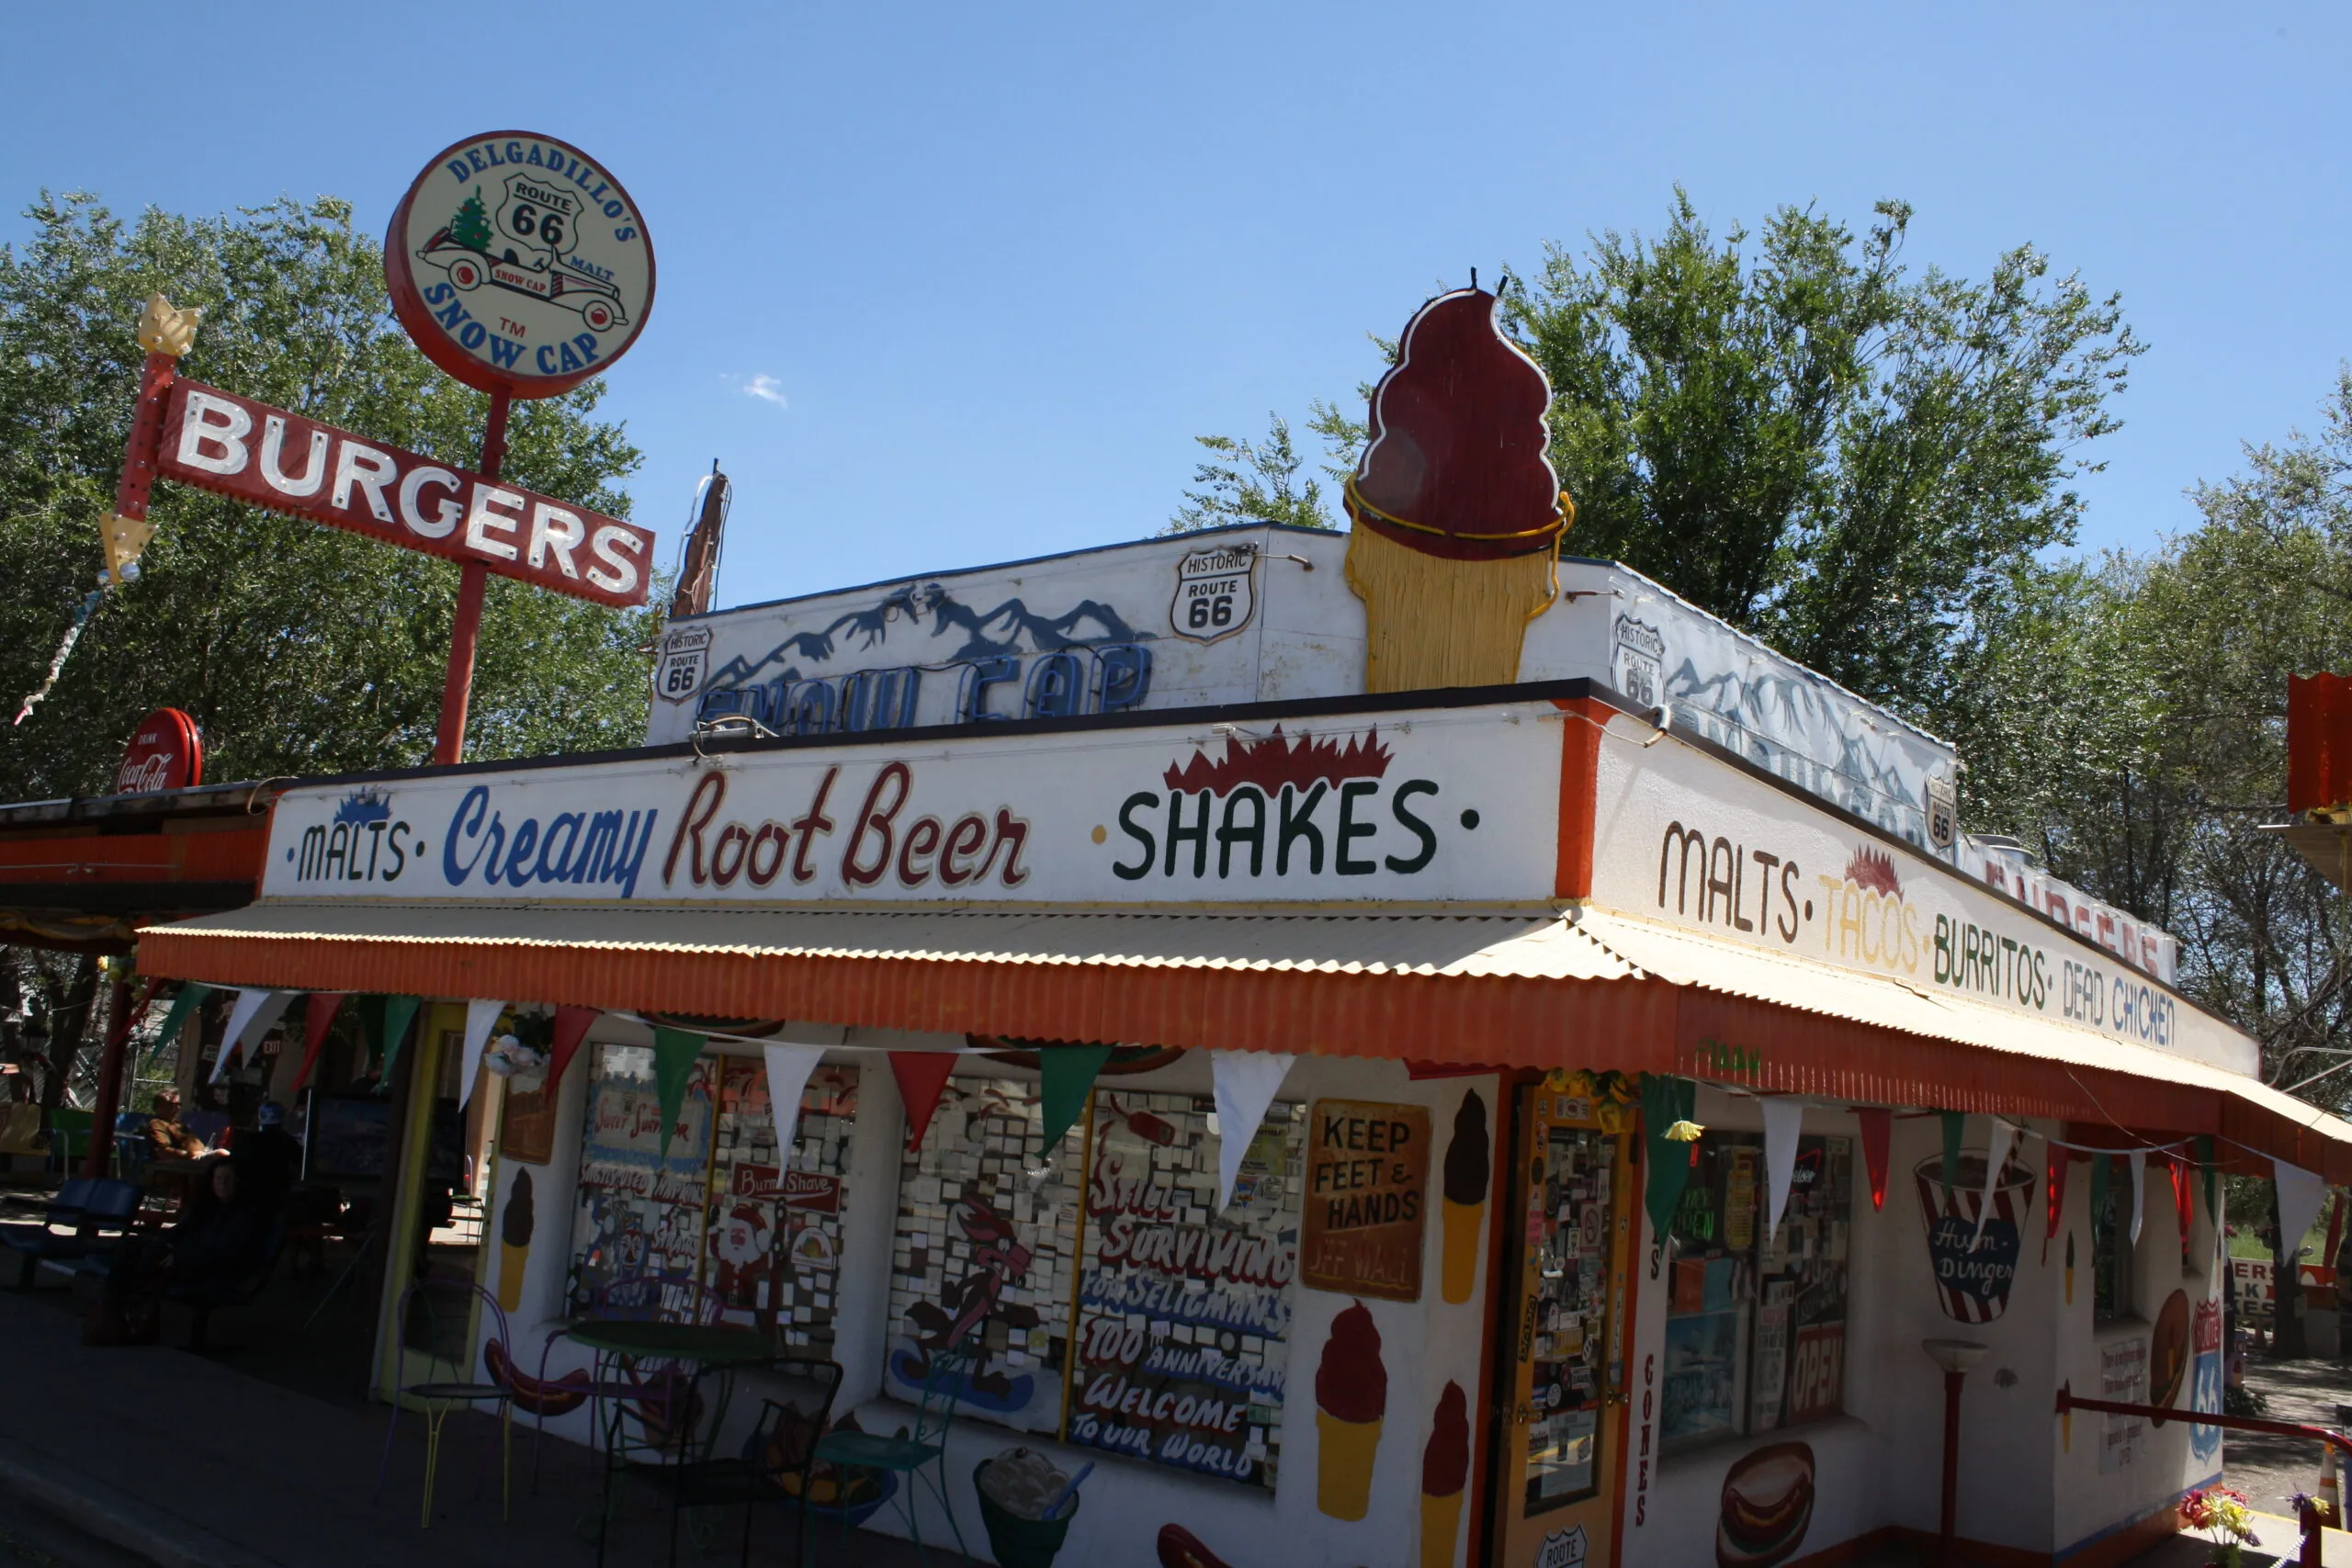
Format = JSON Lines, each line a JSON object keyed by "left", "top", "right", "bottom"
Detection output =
{"left": 114, "top": 707, "right": 201, "bottom": 795}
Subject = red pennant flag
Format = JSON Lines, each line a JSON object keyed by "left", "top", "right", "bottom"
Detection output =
{"left": 288, "top": 993, "right": 345, "bottom": 1094}
{"left": 2170, "top": 1156, "right": 2193, "bottom": 1263}
{"left": 2044, "top": 1142, "right": 2071, "bottom": 1262}
{"left": 548, "top": 1005, "right": 599, "bottom": 1091}
{"left": 1854, "top": 1107, "right": 1892, "bottom": 1211}
{"left": 890, "top": 1052, "right": 960, "bottom": 1150}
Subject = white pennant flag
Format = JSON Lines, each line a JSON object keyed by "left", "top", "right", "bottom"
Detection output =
{"left": 1211, "top": 1050, "right": 1295, "bottom": 1212}
{"left": 2275, "top": 1158, "right": 2328, "bottom": 1269}
{"left": 763, "top": 1043, "right": 830, "bottom": 1157}
{"left": 2127, "top": 1149, "right": 2147, "bottom": 1246}
{"left": 210, "top": 989, "right": 292, "bottom": 1081}
{"left": 1974, "top": 1121, "right": 2018, "bottom": 1250}
{"left": 1760, "top": 1098, "right": 1803, "bottom": 1242}
{"left": 457, "top": 998, "right": 504, "bottom": 1108}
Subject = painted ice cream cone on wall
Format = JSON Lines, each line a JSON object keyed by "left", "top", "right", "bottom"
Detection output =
{"left": 498, "top": 1168, "right": 534, "bottom": 1313}
{"left": 1344, "top": 287, "right": 1570, "bottom": 694}
{"left": 1420, "top": 1381, "right": 1470, "bottom": 1567}
{"left": 1441, "top": 1091, "right": 1489, "bottom": 1303}
{"left": 1316, "top": 1300, "right": 1387, "bottom": 1520}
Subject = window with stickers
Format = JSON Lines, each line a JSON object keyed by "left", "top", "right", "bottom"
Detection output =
{"left": 565, "top": 1044, "right": 861, "bottom": 1346}
{"left": 1659, "top": 1135, "right": 1853, "bottom": 1452}
{"left": 707, "top": 1059, "right": 860, "bottom": 1347}
{"left": 885, "top": 1068, "right": 1305, "bottom": 1490}
{"left": 569, "top": 1045, "right": 718, "bottom": 1311}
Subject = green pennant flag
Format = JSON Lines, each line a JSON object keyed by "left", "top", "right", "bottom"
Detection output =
{"left": 1641, "top": 1073, "right": 1698, "bottom": 1250}
{"left": 377, "top": 996, "right": 422, "bottom": 1081}
{"left": 1038, "top": 1045, "right": 1114, "bottom": 1153}
{"left": 141, "top": 983, "right": 211, "bottom": 1074}
{"left": 355, "top": 996, "right": 387, "bottom": 1070}
{"left": 2196, "top": 1134, "right": 2217, "bottom": 1220}
{"left": 1940, "top": 1111, "right": 1966, "bottom": 1202}
{"left": 2090, "top": 1149, "right": 2110, "bottom": 1240}
{"left": 651, "top": 1027, "right": 706, "bottom": 1159}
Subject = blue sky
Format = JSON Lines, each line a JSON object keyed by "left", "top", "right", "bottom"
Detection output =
{"left": 4, "top": 2, "right": 2343, "bottom": 609}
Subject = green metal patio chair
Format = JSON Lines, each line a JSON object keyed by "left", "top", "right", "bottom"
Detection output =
{"left": 45, "top": 1109, "right": 92, "bottom": 1180}
{"left": 811, "top": 1348, "right": 972, "bottom": 1562}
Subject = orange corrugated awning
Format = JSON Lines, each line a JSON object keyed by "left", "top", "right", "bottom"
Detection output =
{"left": 133, "top": 897, "right": 2352, "bottom": 1179}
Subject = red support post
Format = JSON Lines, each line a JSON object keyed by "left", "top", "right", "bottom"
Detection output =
{"left": 1939, "top": 1369, "right": 1964, "bottom": 1566}
{"left": 83, "top": 975, "right": 134, "bottom": 1178}
{"left": 430, "top": 393, "right": 511, "bottom": 767}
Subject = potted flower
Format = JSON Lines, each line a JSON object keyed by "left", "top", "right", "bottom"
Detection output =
{"left": 2179, "top": 1486, "right": 2260, "bottom": 1567}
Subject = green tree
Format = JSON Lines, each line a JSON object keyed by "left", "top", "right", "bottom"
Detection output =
{"left": 1510, "top": 192, "right": 2140, "bottom": 728}
{"left": 1184, "top": 193, "right": 2142, "bottom": 746}
{"left": 0, "top": 192, "right": 660, "bottom": 802}
{"left": 2093, "top": 378, "right": 2352, "bottom": 1077}
{"left": 1953, "top": 375, "right": 2352, "bottom": 1355}
{"left": 448, "top": 186, "right": 492, "bottom": 253}
{"left": 1164, "top": 409, "right": 1351, "bottom": 534}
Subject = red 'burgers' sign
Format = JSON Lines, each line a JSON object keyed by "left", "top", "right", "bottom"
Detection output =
{"left": 154, "top": 379, "right": 651, "bottom": 608}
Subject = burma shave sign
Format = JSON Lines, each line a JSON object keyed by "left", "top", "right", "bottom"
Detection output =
{"left": 258, "top": 702, "right": 1565, "bottom": 905}
{"left": 155, "top": 380, "right": 652, "bottom": 607}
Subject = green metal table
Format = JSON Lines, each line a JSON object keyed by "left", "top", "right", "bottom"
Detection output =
{"left": 565, "top": 1319, "right": 779, "bottom": 1364}
{"left": 568, "top": 1320, "right": 782, "bottom": 1567}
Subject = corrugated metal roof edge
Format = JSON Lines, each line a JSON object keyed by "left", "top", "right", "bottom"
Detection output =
{"left": 134, "top": 904, "right": 2352, "bottom": 1179}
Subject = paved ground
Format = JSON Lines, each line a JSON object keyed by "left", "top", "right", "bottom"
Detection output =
{"left": 0, "top": 1281, "right": 980, "bottom": 1568}
{"left": 2225, "top": 1355, "right": 2352, "bottom": 1519}
{"left": 0, "top": 1483, "right": 151, "bottom": 1568}
{"left": 4, "top": 1201, "right": 2350, "bottom": 1568}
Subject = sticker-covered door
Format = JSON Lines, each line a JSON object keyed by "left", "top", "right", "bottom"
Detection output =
{"left": 1487, "top": 1088, "right": 1634, "bottom": 1568}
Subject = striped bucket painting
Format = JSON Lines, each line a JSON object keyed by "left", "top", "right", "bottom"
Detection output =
{"left": 1914, "top": 1155, "right": 2038, "bottom": 1324}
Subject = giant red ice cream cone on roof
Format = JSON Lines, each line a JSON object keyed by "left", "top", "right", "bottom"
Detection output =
{"left": 1345, "top": 287, "right": 1570, "bottom": 692}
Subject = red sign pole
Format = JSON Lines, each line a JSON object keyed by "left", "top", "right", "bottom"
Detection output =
{"left": 433, "top": 391, "right": 511, "bottom": 766}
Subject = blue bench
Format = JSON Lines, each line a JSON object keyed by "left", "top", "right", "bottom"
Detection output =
{"left": 0, "top": 1177, "right": 142, "bottom": 1287}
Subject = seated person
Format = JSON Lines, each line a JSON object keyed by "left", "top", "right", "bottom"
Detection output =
{"left": 89, "top": 1156, "right": 287, "bottom": 1345}
{"left": 144, "top": 1090, "right": 213, "bottom": 1159}
{"left": 233, "top": 1102, "right": 304, "bottom": 1213}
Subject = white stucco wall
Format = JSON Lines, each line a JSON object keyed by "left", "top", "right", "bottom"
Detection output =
{"left": 1618, "top": 1096, "right": 2220, "bottom": 1567}
{"left": 474, "top": 1041, "right": 1499, "bottom": 1568}
{"left": 473, "top": 1032, "right": 2225, "bottom": 1567}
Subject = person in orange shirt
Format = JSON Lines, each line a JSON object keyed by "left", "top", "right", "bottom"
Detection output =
{"left": 144, "top": 1090, "right": 213, "bottom": 1159}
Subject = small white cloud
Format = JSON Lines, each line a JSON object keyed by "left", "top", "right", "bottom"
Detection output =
{"left": 741, "top": 373, "right": 788, "bottom": 409}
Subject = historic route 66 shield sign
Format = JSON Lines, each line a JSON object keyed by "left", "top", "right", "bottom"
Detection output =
{"left": 1169, "top": 541, "right": 1256, "bottom": 644}
{"left": 386, "top": 130, "right": 655, "bottom": 399}
{"left": 1925, "top": 773, "right": 1958, "bottom": 852}
{"left": 654, "top": 625, "right": 713, "bottom": 705}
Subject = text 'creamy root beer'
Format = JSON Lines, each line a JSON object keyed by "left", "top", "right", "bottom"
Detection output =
{"left": 1344, "top": 287, "right": 1572, "bottom": 693}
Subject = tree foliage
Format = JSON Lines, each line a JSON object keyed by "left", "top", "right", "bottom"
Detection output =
{"left": 1165, "top": 409, "right": 1351, "bottom": 534}
{"left": 0, "top": 192, "right": 658, "bottom": 801}
{"left": 1182, "top": 192, "right": 2142, "bottom": 746}
{"left": 1990, "top": 375, "right": 2352, "bottom": 1107}
{"left": 1514, "top": 193, "right": 2140, "bottom": 724}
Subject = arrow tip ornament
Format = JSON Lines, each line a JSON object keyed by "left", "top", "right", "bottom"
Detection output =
{"left": 135, "top": 294, "right": 200, "bottom": 358}
{"left": 100, "top": 512, "right": 156, "bottom": 586}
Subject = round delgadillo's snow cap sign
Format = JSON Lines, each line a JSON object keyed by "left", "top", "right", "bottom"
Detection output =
{"left": 385, "top": 130, "right": 654, "bottom": 399}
